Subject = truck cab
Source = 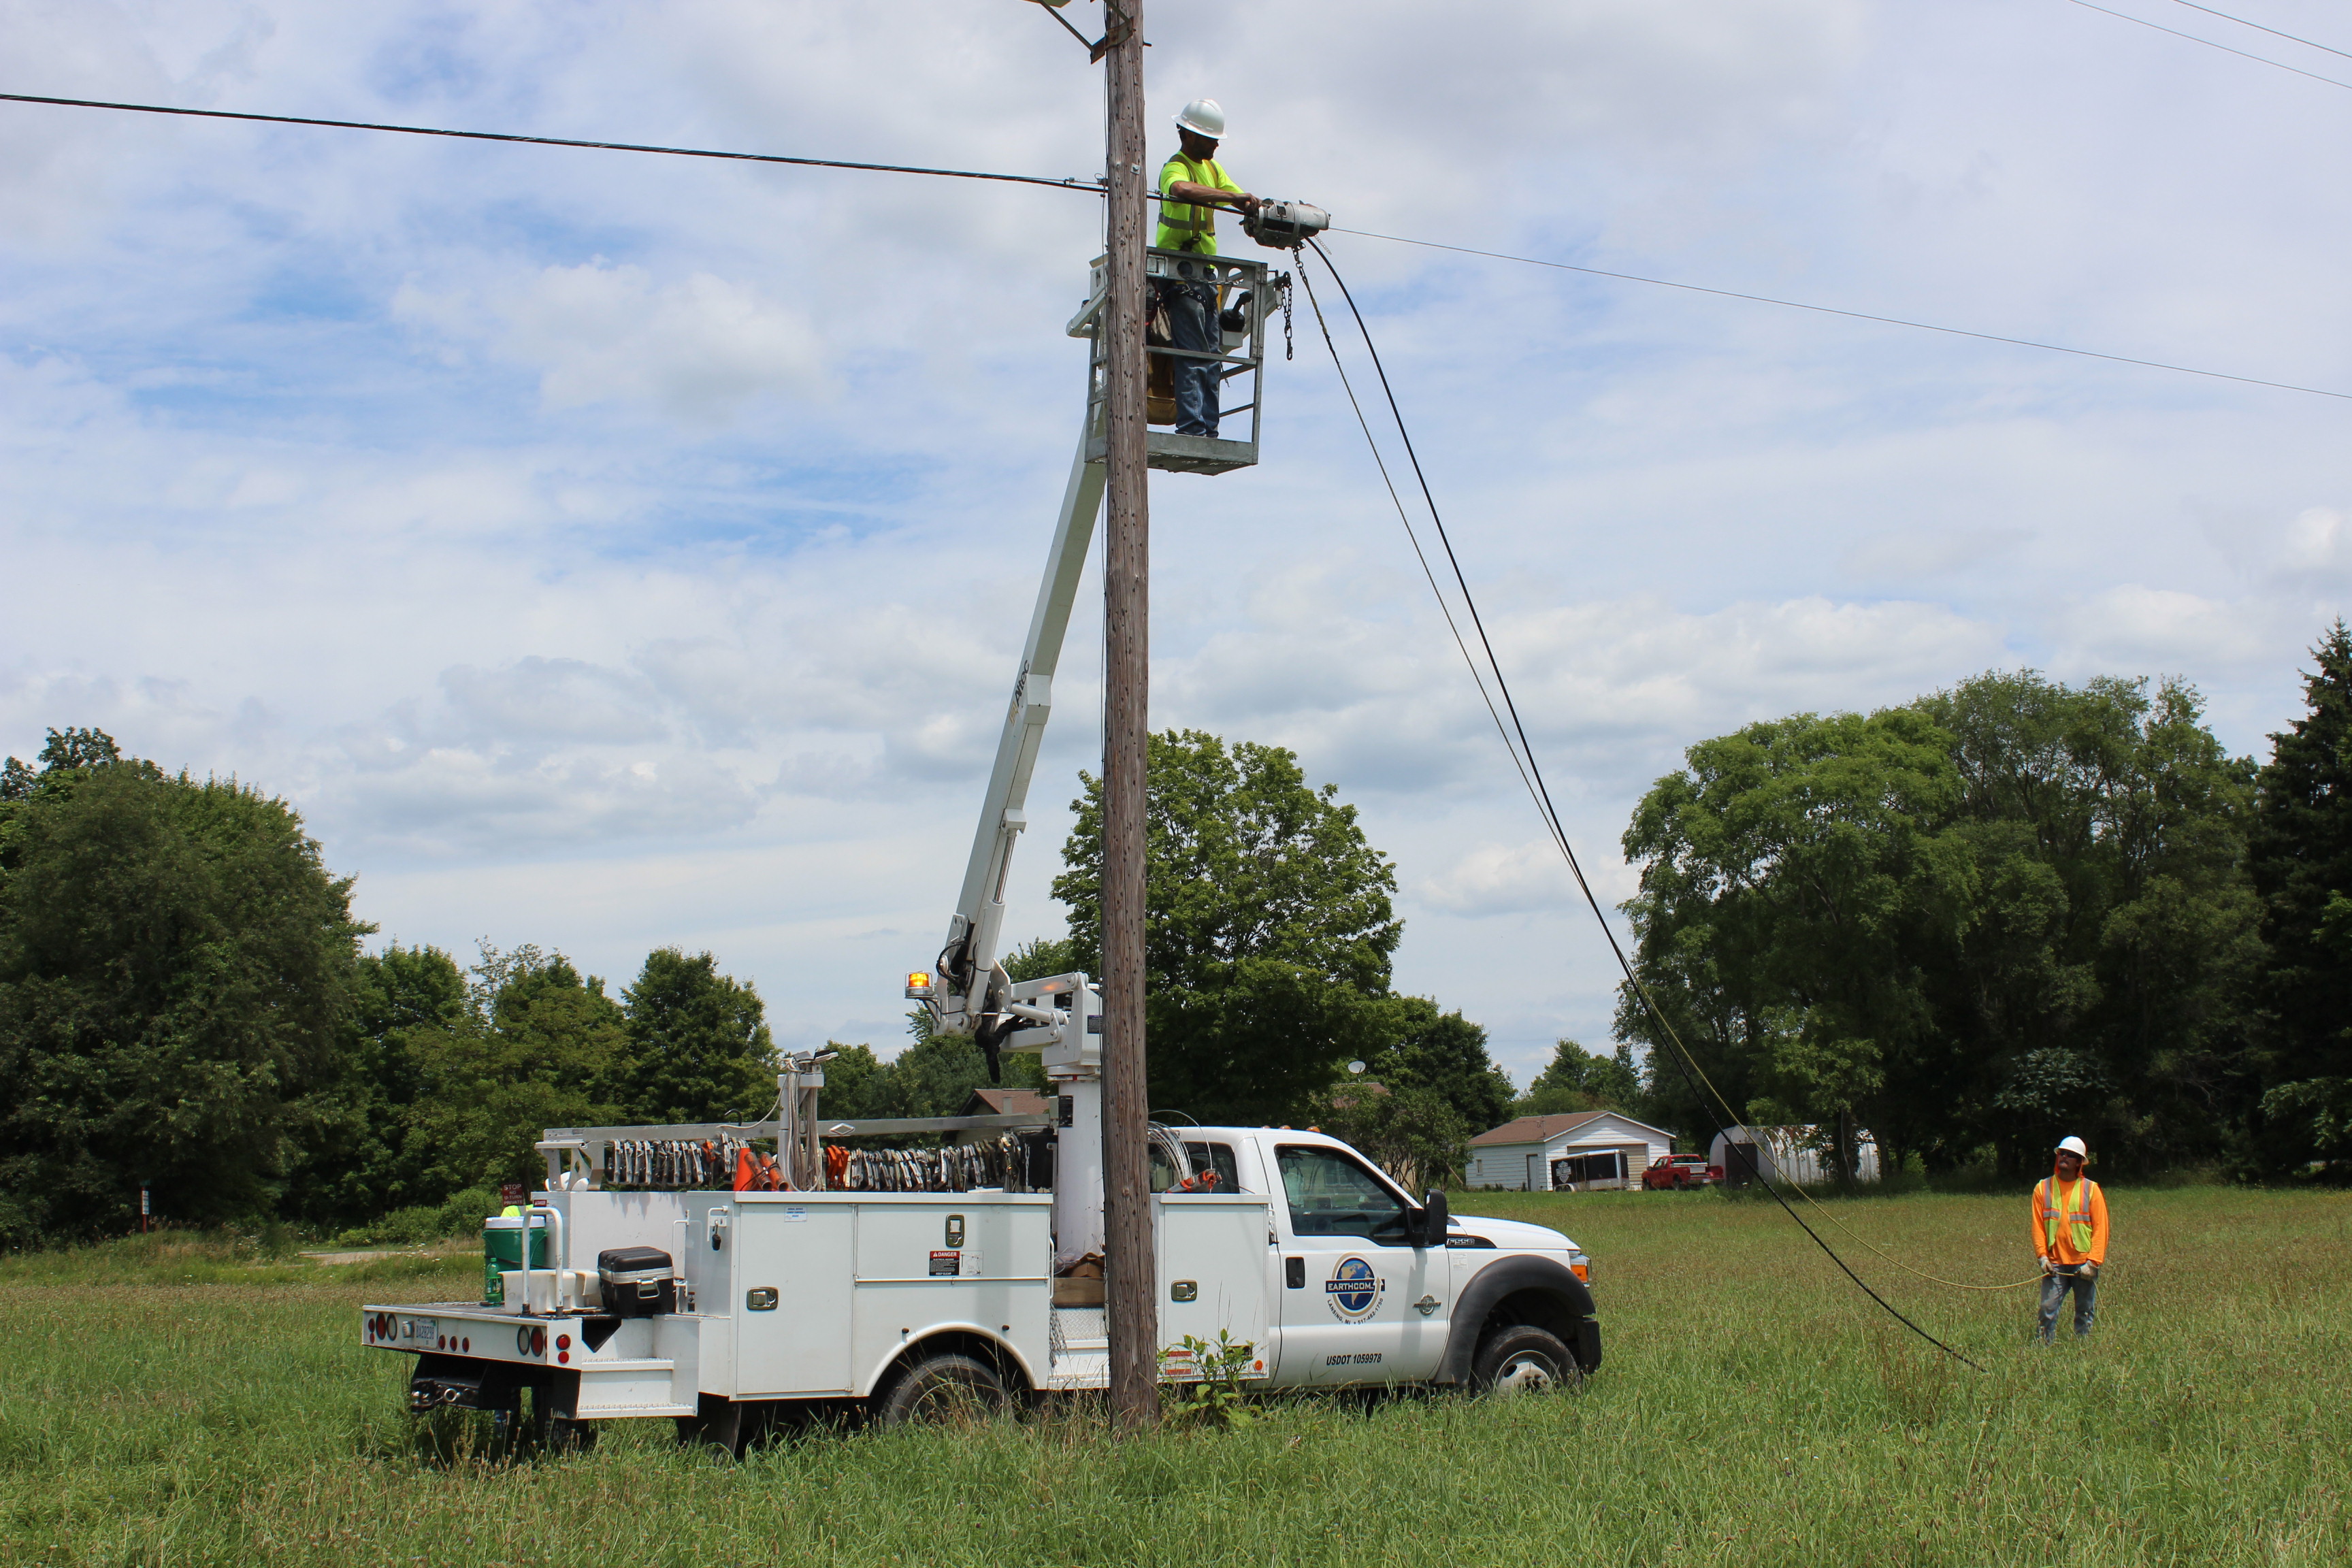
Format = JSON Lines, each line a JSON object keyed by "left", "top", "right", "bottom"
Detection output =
{"left": 1184, "top": 1126, "right": 1599, "bottom": 1389}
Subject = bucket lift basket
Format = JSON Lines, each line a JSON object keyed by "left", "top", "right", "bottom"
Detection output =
{"left": 1067, "top": 248, "right": 1277, "bottom": 476}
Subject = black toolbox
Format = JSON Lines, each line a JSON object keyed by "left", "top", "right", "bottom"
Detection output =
{"left": 597, "top": 1246, "right": 675, "bottom": 1317}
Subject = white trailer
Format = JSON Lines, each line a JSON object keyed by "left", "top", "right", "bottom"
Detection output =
{"left": 363, "top": 1120, "right": 1597, "bottom": 1449}
{"left": 361, "top": 232, "right": 1601, "bottom": 1445}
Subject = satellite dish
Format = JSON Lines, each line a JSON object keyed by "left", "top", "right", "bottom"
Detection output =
{"left": 1347, "top": 1060, "right": 1366, "bottom": 1075}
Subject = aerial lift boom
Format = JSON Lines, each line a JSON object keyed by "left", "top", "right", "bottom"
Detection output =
{"left": 911, "top": 223, "right": 1320, "bottom": 1275}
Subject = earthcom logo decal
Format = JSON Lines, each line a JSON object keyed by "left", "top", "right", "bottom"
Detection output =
{"left": 1324, "top": 1256, "right": 1384, "bottom": 1321}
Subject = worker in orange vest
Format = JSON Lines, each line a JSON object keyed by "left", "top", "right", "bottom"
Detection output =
{"left": 2032, "top": 1134, "right": 2109, "bottom": 1343}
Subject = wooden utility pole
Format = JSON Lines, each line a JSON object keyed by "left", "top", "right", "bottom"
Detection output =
{"left": 1098, "top": 0, "right": 1157, "bottom": 1431}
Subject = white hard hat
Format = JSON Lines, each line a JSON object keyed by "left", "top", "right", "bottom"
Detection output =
{"left": 1175, "top": 98, "right": 1226, "bottom": 140}
{"left": 2055, "top": 1136, "right": 2088, "bottom": 1158}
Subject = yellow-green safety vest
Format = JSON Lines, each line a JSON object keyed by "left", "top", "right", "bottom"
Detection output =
{"left": 1156, "top": 154, "right": 1239, "bottom": 254}
{"left": 2038, "top": 1177, "right": 2097, "bottom": 1254}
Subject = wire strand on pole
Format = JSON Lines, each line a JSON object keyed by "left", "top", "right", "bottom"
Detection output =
{"left": 1326, "top": 225, "right": 2352, "bottom": 404}
{"left": 0, "top": 91, "right": 1103, "bottom": 191}
{"left": 2063, "top": 0, "right": 2352, "bottom": 91}
{"left": 2163, "top": 0, "right": 2352, "bottom": 61}
{"left": 10, "top": 88, "right": 2341, "bottom": 408}
{"left": 1301, "top": 237, "right": 1994, "bottom": 1369}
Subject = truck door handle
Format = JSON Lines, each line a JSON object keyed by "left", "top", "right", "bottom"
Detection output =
{"left": 1285, "top": 1256, "right": 1305, "bottom": 1289}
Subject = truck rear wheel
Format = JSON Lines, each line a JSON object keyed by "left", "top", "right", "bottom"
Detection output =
{"left": 1471, "top": 1325, "right": 1582, "bottom": 1396}
{"left": 874, "top": 1352, "right": 1008, "bottom": 1427}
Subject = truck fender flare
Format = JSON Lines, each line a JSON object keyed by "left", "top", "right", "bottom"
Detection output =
{"left": 1434, "top": 1256, "right": 1597, "bottom": 1385}
{"left": 858, "top": 1322, "right": 1043, "bottom": 1399}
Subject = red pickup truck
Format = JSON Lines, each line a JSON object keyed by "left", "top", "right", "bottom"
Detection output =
{"left": 1642, "top": 1154, "right": 1720, "bottom": 1190}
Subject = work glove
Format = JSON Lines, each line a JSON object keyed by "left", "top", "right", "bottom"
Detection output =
{"left": 2040, "top": 1257, "right": 2057, "bottom": 1277}
{"left": 2079, "top": 1262, "right": 2100, "bottom": 1281}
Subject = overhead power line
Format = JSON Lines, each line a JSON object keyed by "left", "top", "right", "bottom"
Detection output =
{"left": 0, "top": 91, "right": 1102, "bottom": 191}
{"left": 8, "top": 87, "right": 2346, "bottom": 406}
{"left": 2063, "top": 0, "right": 2352, "bottom": 91}
{"left": 1332, "top": 225, "right": 2352, "bottom": 402}
{"left": 1296, "top": 240, "right": 1994, "bottom": 1371}
{"left": 2164, "top": 0, "right": 2352, "bottom": 61}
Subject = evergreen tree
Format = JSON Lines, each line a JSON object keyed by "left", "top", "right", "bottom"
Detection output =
{"left": 2249, "top": 621, "right": 2352, "bottom": 1172}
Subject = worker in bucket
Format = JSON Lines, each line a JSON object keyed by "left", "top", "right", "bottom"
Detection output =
{"left": 1154, "top": 97, "right": 1261, "bottom": 438}
{"left": 2031, "top": 1134, "right": 2109, "bottom": 1343}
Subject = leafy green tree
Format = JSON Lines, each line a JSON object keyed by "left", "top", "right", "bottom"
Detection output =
{"left": 1618, "top": 672, "right": 2261, "bottom": 1177}
{"left": 618, "top": 948, "right": 777, "bottom": 1124}
{"left": 399, "top": 945, "right": 630, "bottom": 1198}
{"left": 815, "top": 1042, "right": 890, "bottom": 1118}
{"left": 1617, "top": 705, "right": 1967, "bottom": 1179}
{"left": 1003, "top": 936, "right": 1082, "bottom": 983}
{"left": 1309, "top": 1079, "right": 1469, "bottom": 1193}
{"left": 282, "top": 943, "right": 468, "bottom": 1228}
{"left": 2249, "top": 621, "right": 2352, "bottom": 1173}
{"left": 1516, "top": 1039, "right": 1646, "bottom": 1119}
{"left": 1054, "top": 730, "right": 1401, "bottom": 1124}
{"left": 1366, "top": 996, "right": 1515, "bottom": 1134}
{"left": 0, "top": 730, "right": 366, "bottom": 1237}
{"left": 1919, "top": 670, "right": 2261, "bottom": 1172}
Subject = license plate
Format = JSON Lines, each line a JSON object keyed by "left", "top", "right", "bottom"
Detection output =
{"left": 402, "top": 1316, "right": 439, "bottom": 1345}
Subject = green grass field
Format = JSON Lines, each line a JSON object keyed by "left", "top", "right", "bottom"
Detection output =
{"left": 3, "top": 1186, "right": 2346, "bottom": 1567}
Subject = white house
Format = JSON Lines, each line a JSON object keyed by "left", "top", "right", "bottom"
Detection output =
{"left": 1710, "top": 1124, "right": 1882, "bottom": 1187}
{"left": 1467, "top": 1111, "right": 1678, "bottom": 1192}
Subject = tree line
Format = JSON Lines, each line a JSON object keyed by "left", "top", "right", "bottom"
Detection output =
{"left": 6, "top": 627, "right": 2342, "bottom": 1238}
{"left": 1614, "top": 627, "right": 2352, "bottom": 1182}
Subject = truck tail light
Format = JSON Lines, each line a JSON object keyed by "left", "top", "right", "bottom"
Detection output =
{"left": 532, "top": 1328, "right": 546, "bottom": 1356}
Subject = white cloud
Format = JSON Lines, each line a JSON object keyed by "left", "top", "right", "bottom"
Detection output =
{"left": 5, "top": 0, "right": 2351, "bottom": 1065}
{"left": 393, "top": 261, "right": 826, "bottom": 421}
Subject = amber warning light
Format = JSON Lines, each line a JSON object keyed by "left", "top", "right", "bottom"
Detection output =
{"left": 904, "top": 972, "right": 934, "bottom": 1000}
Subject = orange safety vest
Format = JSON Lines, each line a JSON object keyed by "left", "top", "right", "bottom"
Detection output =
{"left": 2036, "top": 1176, "right": 2099, "bottom": 1256}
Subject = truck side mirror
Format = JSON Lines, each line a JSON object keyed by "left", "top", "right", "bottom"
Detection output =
{"left": 1416, "top": 1190, "right": 1449, "bottom": 1246}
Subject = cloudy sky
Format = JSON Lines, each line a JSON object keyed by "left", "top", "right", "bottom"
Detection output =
{"left": 4, "top": 0, "right": 2347, "bottom": 1088}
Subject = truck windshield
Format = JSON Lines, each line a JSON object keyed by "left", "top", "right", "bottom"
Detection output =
{"left": 1276, "top": 1145, "right": 1407, "bottom": 1245}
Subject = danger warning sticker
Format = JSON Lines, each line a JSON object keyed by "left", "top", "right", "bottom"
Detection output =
{"left": 928, "top": 1250, "right": 960, "bottom": 1277}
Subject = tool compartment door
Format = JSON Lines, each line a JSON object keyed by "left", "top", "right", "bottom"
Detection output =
{"left": 732, "top": 1198, "right": 854, "bottom": 1396}
{"left": 1156, "top": 1194, "right": 1272, "bottom": 1375}
{"left": 851, "top": 1196, "right": 1052, "bottom": 1395}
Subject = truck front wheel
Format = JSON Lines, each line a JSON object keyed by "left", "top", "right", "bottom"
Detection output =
{"left": 874, "top": 1352, "right": 1009, "bottom": 1427}
{"left": 1471, "top": 1325, "right": 1582, "bottom": 1396}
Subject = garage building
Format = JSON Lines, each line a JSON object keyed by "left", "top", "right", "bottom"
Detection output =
{"left": 1466, "top": 1111, "right": 1678, "bottom": 1191}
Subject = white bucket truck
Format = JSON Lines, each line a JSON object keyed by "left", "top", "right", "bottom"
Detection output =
{"left": 361, "top": 997, "right": 1599, "bottom": 1450}
{"left": 361, "top": 242, "right": 1598, "bottom": 1444}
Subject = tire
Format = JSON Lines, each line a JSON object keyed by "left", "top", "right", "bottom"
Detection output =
{"left": 1470, "top": 1324, "right": 1582, "bottom": 1396}
{"left": 873, "top": 1352, "right": 1009, "bottom": 1428}
{"left": 676, "top": 1396, "right": 761, "bottom": 1457}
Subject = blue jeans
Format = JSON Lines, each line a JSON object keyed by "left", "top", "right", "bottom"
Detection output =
{"left": 2036, "top": 1265, "right": 2098, "bottom": 1342}
{"left": 1160, "top": 281, "right": 1220, "bottom": 437}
